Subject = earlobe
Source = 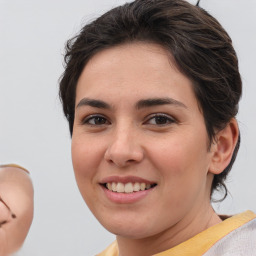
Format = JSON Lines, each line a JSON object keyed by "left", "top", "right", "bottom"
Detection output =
{"left": 209, "top": 118, "right": 239, "bottom": 175}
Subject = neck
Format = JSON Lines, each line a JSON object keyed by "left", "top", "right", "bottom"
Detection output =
{"left": 117, "top": 205, "right": 222, "bottom": 256}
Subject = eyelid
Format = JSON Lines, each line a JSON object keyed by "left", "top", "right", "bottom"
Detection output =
{"left": 144, "top": 113, "right": 176, "bottom": 125}
{"left": 80, "top": 113, "right": 176, "bottom": 126}
{"left": 81, "top": 114, "right": 110, "bottom": 125}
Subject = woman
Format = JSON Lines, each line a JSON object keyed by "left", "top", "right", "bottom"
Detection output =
{"left": 0, "top": 164, "right": 33, "bottom": 256}
{"left": 59, "top": 0, "right": 256, "bottom": 255}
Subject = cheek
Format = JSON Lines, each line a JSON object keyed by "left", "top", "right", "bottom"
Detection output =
{"left": 149, "top": 138, "right": 192, "bottom": 171}
{"left": 71, "top": 137, "right": 102, "bottom": 184}
{"left": 148, "top": 133, "right": 210, "bottom": 185}
{"left": 147, "top": 137, "right": 211, "bottom": 215}
{"left": 71, "top": 139, "right": 98, "bottom": 207}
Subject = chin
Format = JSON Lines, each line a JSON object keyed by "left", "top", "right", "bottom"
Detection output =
{"left": 96, "top": 213, "right": 157, "bottom": 239}
{"left": 107, "top": 225, "right": 153, "bottom": 239}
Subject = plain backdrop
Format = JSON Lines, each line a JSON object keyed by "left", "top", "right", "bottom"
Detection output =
{"left": 0, "top": 0, "right": 255, "bottom": 255}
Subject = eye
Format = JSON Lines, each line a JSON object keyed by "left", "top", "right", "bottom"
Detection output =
{"left": 82, "top": 115, "right": 110, "bottom": 126}
{"left": 145, "top": 114, "right": 175, "bottom": 126}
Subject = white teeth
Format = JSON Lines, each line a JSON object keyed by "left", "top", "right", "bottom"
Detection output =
{"left": 124, "top": 182, "right": 133, "bottom": 193}
{"left": 146, "top": 184, "right": 151, "bottom": 189}
{"left": 112, "top": 182, "right": 117, "bottom": 192}
{"left": 116, "top": 182, "right": 125, "bottom": 193}
{"left": 106, "top": 183, "right": 112, "bottom": 190}
{"left": 140, "top": 183, "right": 146, "bottom": 191}
{"left": 105, "top": 182, "right": 154, "bottom": 193}
{"left": 133, "top": 182, "right": 140, "bottom": 192}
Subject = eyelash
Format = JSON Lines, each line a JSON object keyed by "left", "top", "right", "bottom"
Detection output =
{"left": 144, "top": 113, "right": 176, "bottom": 126}
{"left": 81, "top": 113, "right": 176, "bottom": 127}
{"left": 82, "top": 114, "right": 110, "bottom": 126}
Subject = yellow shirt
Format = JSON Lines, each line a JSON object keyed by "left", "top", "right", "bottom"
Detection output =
{"left": 97, "top": 210, "right": 256, "bottom": 256}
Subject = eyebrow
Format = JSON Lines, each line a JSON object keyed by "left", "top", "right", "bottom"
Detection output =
{"left": 76, "top": 98, "right": 111, "bottom": 109}
{"left": 76, "top": 97, "right": 187, "bottom": 110}
{"left": 136, "top": 97, "right": 187, "bottom": 109}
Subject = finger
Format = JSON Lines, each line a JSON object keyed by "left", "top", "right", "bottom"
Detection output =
{"left": 0, "top": 201, "right": 11, "bottom": 225}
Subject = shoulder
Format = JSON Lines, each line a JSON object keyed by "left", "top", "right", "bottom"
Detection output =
{"left": 96, "top": 241, "right": 118, "bottom": 256}
{"left": 204, "top": 211, "right": 256, "bottom": 256}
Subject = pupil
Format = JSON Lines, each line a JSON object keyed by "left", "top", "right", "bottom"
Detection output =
{"left": 95, "top": 117, "right": 105, "bottom": 124}
{"left": 156, "top": 116, "right": 167, "bottom": 124}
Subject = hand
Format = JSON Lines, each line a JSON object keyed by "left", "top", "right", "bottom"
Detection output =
{"left": 0, "top": 196, "right": 16, "bottom": 227}
{"left": 0, "top": 165, "right": 34, "bottom": 256}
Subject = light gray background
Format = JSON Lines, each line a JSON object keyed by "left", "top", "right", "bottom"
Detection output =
{"left": 0, "top": 0, "right": 255, "bottom": 255}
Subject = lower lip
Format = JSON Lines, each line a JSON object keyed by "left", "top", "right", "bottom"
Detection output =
{"left": 101, "top": 185, "right": 155, "bottom": 204}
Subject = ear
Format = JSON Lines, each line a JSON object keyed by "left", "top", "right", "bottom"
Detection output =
{"left": 209, "top": 118, "right": 239, "bottom": 175}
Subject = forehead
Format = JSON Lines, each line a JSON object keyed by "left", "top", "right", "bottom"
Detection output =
{"left": 76, "top": 42, "right": 197, "bottom": 108}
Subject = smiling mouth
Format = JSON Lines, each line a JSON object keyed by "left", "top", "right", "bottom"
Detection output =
{"left": 102, "top": 182, "right": 157, "bottom": 193}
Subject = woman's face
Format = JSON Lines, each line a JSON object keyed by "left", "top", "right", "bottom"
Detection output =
{"left": 72, "top": 43, "right": 215, "bottom": 239}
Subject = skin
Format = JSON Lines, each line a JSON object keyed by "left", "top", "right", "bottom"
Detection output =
{"left": 0, "top": 166, "right": 34, "bottom": 256}
{"left": 71, "top": 43, "right": 239, "bottom": 256}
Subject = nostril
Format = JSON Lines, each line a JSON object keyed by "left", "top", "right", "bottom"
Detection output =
{"left": 104, "top": 141, "right": 144, "bottom": 167}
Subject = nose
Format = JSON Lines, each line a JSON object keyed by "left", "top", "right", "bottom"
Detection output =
{"left": 104, "top": 126, "right": 144, "bottom": 168}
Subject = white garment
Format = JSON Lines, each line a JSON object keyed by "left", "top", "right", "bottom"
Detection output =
{"left": 204, "top": 218, "right": 256, "bottom": 256}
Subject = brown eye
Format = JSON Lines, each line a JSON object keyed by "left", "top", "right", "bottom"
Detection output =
{"left": 83, "top": 115, "right": 109, "bottom": 125}
{"left": 146, "top": 114, "right": 175, "bottom": 125}
{"left": 154, "top": 116, "right": 169, "bottom": 125}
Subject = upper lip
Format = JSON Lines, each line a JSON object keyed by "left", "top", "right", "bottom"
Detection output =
{"left": 100, "top": 176, "right": 157, "bottom": 184}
